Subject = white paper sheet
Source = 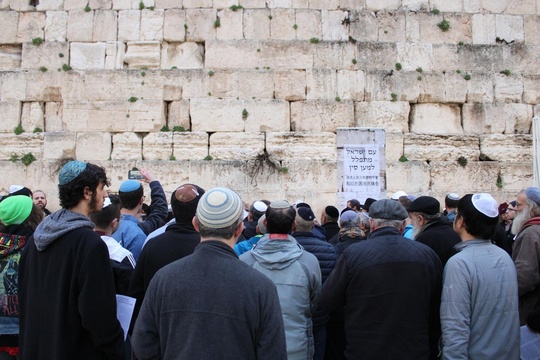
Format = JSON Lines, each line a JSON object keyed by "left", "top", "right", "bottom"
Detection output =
{"left": 116, "top": 295, "right": 136, "bottom": 341}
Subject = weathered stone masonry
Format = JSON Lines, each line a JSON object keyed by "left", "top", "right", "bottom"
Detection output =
{"left": 0, "top": 0, "right": 539, "bottom": 213}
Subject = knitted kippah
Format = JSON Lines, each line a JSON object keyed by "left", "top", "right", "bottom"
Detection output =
{"left": 59, "top": 161, "right": 87, "bottom": 186}
{"left": 196, "top": 187, "right": 243, "bottom": 229}
{"left": 0, "top": 195, "right": 33, "bottom": 226}
{"left": 119, "top": 180, "right": 141, "bottom": 192}
{"left": 270, "top": 200, "right": 291, "bottom": 209}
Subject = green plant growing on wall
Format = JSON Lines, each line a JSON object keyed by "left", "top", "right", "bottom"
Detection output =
{"left": 33, "top": 127, "right": 43, "bottom": 133}
{"left": 399, "top": 155, "right": 408, "bottom": 162}
{"left": 208, "top": 70, "right": 215, "bottom": 76}
{"left": 128, "top": 96, "right": 138, "bottom": 103}
{"left": 204, "top": 155, "right": 213, "bottom": 160}
{"left": 169, "top": 154, "right": 176, "bottom": 161}
{"left": 214, "top": 17, "right": 221, "bottom": 28}
{"left": 416, "top": 67, "right": 423, "bottom": 73}
{"left": 14, "top": 125, "right": 24, "bottom": 135}
{"left": 501, "top": 69, "right": 512, "bottom": 76}
{"left": 496, "top": 174, "right": 503, "bottom": 189}
{"left": 9, "top": 154, "right": 18, "bottom": 162}
{"left": 32, "top": 37, "right": 43, "bottom": 45}
{"left": 141, "top": 70, "right": 146, "bottom": 76}
{"left": 335, "top": 97, "right": 341, "bottom": 102}
{"left": 242, "top": 109, "right": 249, "bottom": 119}
{"left": 39, "top": 66, "right": 48, "bottom": 72}
{"left": 395, "top": 63, "right": 402, "bottom": 71}
{"left": 147, "top": 6, "right": 154, "bottom": 10}
{"left": 160, "top": 125, "right": 170, "bottom": 132}
{"left": 438, "top": 19, "right": 450, "bottom": 32}
{"left": 84, "top": 4, "right": 91, "bottom": 11}
{"left": 59, "top": 53, "right": 64, "bottom": 57}
{"left": 310, "top": 38, "right": 320, "bottom": 44}
{"left": 463, "top": 73, "right": 471, "bottom": 80}
{"left": 230, "top": 5, "right": 243, "bottom": 11}
{"left": 431, "top": 8, "right": 440, "bottom": 15}
{"left": 293, "top": 24, "right": 298, "bottom": 30}
{"left": 268, "top": 15, "right": 273, "bottom": 20}
{"left": 352, "top": 58, "right": 357, "bottom": 65}
{"left": 184, "top": 24, "right": 188, "bottom": 30}
{"left": 139, "top": 1, "right": 145, "bottom": 10}
{"left": 173, "top": 126, "right": 186, "bottom": 132}
{"left": 458, "top": 41, "right": 464, "bottom": 46}
{"left": 457, "top": 156, "right": 468, "bottom": 167}
{"left": 62, "top": 64, "right": 72, "bottom": 71}
{"left": 391, "top": 93, "right": 398, "bottom": 102}
{"left": 417, "top": 76, "right": 422, "bottom": 81}
{"left": 456, "top": 69, "right": 461, "bottom": 74}
{"left": 21, "top": 153, "right": 36, "bottom": 166}
{"left": 277, "top": 166, "right": 289, "bottom": 173}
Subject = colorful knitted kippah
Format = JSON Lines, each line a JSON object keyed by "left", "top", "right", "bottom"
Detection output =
{"left": 196, "top": 187, "right": 243, "bottom": 229}
{"left": 59, "top": 161, "right": 87, "bottom": 186}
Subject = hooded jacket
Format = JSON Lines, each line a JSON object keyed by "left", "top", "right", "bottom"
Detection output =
{"left": 240, "top": 235, "right": 321, "bottom": 360}
{"left": 19, "top": 209, "right": 124, "bottom": 360}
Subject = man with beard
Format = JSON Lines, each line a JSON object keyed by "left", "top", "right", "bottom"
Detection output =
{"left": 512, "top": 187, "right": 540, "bottom": 325}
{"left": 19, "top": 161, "right": 124, "bottom": 360}
{"left": 32, "top": 190, "right": 51, "bottom": 215}
{"left": 407, "top": 196, "right": 461, "bottom": 266}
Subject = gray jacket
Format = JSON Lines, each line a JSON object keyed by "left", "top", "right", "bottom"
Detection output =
{"left": 241, "top": 235, "right": 321, "bottom": 360}
{"left": 440, "top": 240, "right": 520, "bottom": 360}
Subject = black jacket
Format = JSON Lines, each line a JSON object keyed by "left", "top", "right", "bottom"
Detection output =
{"left": 415, "top": 217, "right": 461, "bottom": 266}
{"left": 322, "top": 222, "right": 340, "bottom": 241}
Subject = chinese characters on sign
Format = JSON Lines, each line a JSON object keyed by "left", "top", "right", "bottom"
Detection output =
{"left": 343, "top": 144, "right": 381, "bottom": 199}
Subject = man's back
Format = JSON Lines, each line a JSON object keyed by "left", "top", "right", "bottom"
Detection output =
{"left": 132, "top": 240, "right": 286, "bottom": 360}
{"left": 321, "top": 226, "right": 442, "bottom": 360}
{"left": 19, "top": 211, "right": 124, "bottom": 360}
{"left": 415, "top": 217, "right": 461, "bottom": 266}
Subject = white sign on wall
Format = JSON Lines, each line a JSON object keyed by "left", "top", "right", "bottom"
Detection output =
{"left": 343, "top": 144, "right": 381, "bottom": 198}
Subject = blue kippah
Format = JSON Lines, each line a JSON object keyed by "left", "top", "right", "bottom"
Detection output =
{"left": 119, "top": 180, "right": 141, "bottom": 192}
{"left": 59, "top": 161, "right": 87, "bottom": 185}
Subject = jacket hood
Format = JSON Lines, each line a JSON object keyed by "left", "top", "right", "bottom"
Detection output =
{"left": 33, "top": 209, "right": 95, "bottom": 251}
{"left": 250, "top": 234, "right": 303, "bottom": 270}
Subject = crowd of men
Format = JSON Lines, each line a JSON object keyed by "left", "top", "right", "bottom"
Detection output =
{"left": 2, "top": 160, "right": 540, "bottom": 359}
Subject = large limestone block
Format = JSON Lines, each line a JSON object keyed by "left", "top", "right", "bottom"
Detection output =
{"left": 21, "top": 42, "right": 68, "bottom": 70}
{"left": 67, "top": 10, "right": 93, "bottom": 42}
{"left": 494, "top": 74, "right": 523, "bottom": 103}
{"left": 111, "top": 132, "right": 142, "bottom": 160}
{"left": 495, "top": 15, "right": 524, "bottom": 43}
{"left": 396, "top": 43, "right": 433, "bottom": 71}
{"left": 0, "top": 134, "right": 43, "bottom": 160}
{"left": 280, "top": 161, "right": 338, "bottom": 200}
{"left": 337, "top": 70, "right": 365, "bottom": 101}
{"left": 183, "top": 0, "right": 212, "bottom": 7}
{"left": 70, "top": 42, "right": 106, "bottom": 69}
{"left": 322, "top": 10, "right": 348, "bottom": 41}
{"left": 93, "top": 10, "right": 118, "bottom": 41}
{"left": 0, "top": 45, "right": 22, "bottom": 69}
{"left": 141, "top": 9, "right": 164, "bottom": 41}
{"left": 21, "top": 102, "right": 44, "bottom": 132}
{"left": 481, "top": 0, "right": 508, "bottom": 13}
{"left": 524, "top": 75, "right": 540, "bottom": 104}
{"left": 105, "top": 41, "right": 126, "bottom": 69}
{"left": 306, "top": 69, "right": 336, "bottom": 100}
{"left": 309, "top": 0, "right": 338, "bottom": 9}
{"left": 503, "top": 44, "right": 540, "bottom": 75}
{"left": 430, "top": 161, "right": 501, "bottom": 193}
{"left": 172, "top": 132, "right": 208, "bottom": 160}
{"left": 142, "top": 132, "right": 173, "bottom": 160}
{"left": 210, "top": 132, "right": 265, "bottom": 160}
{"left": 43, "top": 132, "right": 76, "bottom": 159}
{"left": 274, "top": 69, "right": 306, "bottom": 101}
{"left": 76, "top": 132, "right": 112, "bottom": 160}
{"left": 241, "top": 0, "right": 266, "bottom": 7}
{"left": 349, "top": 11, "right": 378, "bottom": 42}
{"left": 443, "top": 72, "right": 468, "bottom": 103}
{"left": 118, "top": 10, "right": 141, "bottom": 41}
{"left": 23, "top": 72, "right": 63, "bottom": 102}
{"left": 404, "top": 134, "right": 479, "bottom": 161}
{"left": 0, "top": 101, "right": 21, "bottom": 132}
{"left": 180, "top": 70, "right": 209, "bottom": 99}
{"left": 378, "top": 11, "right": 406, "bottom": 43}
{"left": 430, "top": 0, "right": 461, "bottom": 12}
{"left": 500, "top": 162, "right": 534, "bottom": 193}
{"left": 206, "top": 70, "right": 274, "bottom": 98}
{"left": 17, "top": 12, "right": 46, "bottom": 43}
{"left": 418, "top": 13, "right": 473, "bottom": 44}
{"left": 243, "top": 99, "right": 290, "bottom": 132}
{"left": 124, "top": 41, "right": 160, "bottom": 68}
{"left": 155, "top": 0, "right": 183, "bottom": 8}
{"left": 216, "top": 9, "right": 243, "bottom": 40}
{"left": 355, "top": 101, "right": 410, "bottom": 132}
{"left": 291, "top": 100, "right": 354, "bottom": 131}
{"left": 295, "top": 10, "right": 321, "bottom": 41}
{"left": 417, "top": 73, "right": 445, "bottom": 103}
{"left": 44, "top": 102, "right": 63, "bottom": 132}
{"left": 365, "top": 0, "right": 399, "bottom": 11}
{"left": 64, "top": 0, "right": 87, "bottom": 10}
{"left": 185, "top": 9, "right": 216, "bottom": 42}
{"left": 386, "top": 161, "right": 431, "bottom": 195}
{"left": 386, "top": 132, "right": 404, "bottom": 162}
{"left": 524, "top": 15, "right": 540, "bottom": 45}
{"left": 167, "top": 100, "right": 190, "bottom": 129}
{"left": 411, "top": 103, "right": 462, "bottom": 135}
{"left": 163, "top": 9, "right": 186, "bottom": 41}
{"left": 506, "top": 0, "right": 536, "bottom": 15}
{"left": 190, "top": 98, "right": 245, "bottom": 132}
{"left": 312, "top": 42, "right": 356, "bottom": 69}
{"left": 266, "top": 132, "right": 337, "bottom": 161}
{"left": 355, "top": 43, "right": 396, "bottom": 70}
{"left": 270, "top": 9, "right": 295, "bottom": 40}
{"left": 243, "top": 9, "right": 271, "bottom": 40}
{"left": 466, "top": 73, "right": 494, "bottom": 103}
{"left": 1, "top": 73, "right": 26, "bottom": 100}
{"left": 8, "top": 0, "right": 36, "bottom": 11}
{"left": 0, "top": 11, "right": 19, "bottom": 43}
{"left": 45, "top": 11, "right": 68, "bottom": 42}
{"left": 480, "top": 134, "right": 533, "bottom": 162}
{"left": 431, "top": 44, "right": 458, "bottom": 71}
{"left": 463, "top": 103, "right": 533, "bottom": 135}
{"left": 472, "top": 14, "right": 496, "bottom": 44}
{"left": 339, "top": 0, "right": 365, "bottom": 9}
{"left": 161, "top": 42, "right": 203, "bottom": 69}
{"left": 266, "top": 0, "right": 292, "bottom": 8}
{"left": 457, "top": 44, "right": 503, "bottom": 72}
{"left": 365, "top": 70, "right": 419, "bottom": 102}
{"left": 205, "top": 40, "right": 314, "bottom": 69}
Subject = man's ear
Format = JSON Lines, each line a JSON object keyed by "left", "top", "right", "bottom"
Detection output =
{"left": 83, "top": 186, "right": 93, "bottom": 200}
{"left": 234, "top": 221, "right": 244, "bottom": 237}
{"left": 192, "top": 216, "right": 200, "bottom": 232}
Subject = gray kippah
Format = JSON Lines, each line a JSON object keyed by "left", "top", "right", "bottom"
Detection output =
{"left": 270, "top": 200, "right": 291, "bottom": 209}
{"left": 196, "top": 187, "right": 243, "bottom": 229}
{"left": 525, "top": 187, "right": 540, "bottom": 207}
{"left": 59, "top": 161, "right": 87, "bottom": 186}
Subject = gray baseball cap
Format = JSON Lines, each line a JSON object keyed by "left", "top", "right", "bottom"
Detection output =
{"left": 369, "top": 199, "right": 408, "bottom": 220}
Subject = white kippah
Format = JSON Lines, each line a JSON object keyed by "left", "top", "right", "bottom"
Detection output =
{"left": 471, "top": 193, "right": 498, "bottom": 218}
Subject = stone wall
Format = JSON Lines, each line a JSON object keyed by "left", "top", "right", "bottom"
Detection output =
{"left": 0, "top": 0, "right": 538, "bottom": 214}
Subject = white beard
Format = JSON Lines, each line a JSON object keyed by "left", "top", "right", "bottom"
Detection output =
{"left": 512, "top": 206, "right": 530, "bottom": 235}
